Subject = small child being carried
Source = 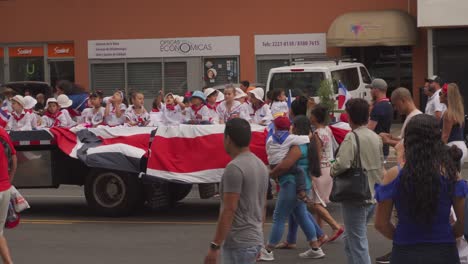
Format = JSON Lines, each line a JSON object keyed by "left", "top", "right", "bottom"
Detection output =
{"left": 266, "top": 115, "right": 310, "bottom": 203}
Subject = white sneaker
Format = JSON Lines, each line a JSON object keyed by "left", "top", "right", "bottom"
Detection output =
{"left": 299, "top": 248, "right": 325, "bottom": 259}
{"left": 258, "top": 247, "right": 274, "bottom": 261}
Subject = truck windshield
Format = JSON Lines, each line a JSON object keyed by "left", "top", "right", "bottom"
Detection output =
{"left": 269, "top": 72, "right": 325, "bottom": 97}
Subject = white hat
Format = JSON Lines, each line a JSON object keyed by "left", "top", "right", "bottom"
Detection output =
{"left": 216, "top": 91, "right": 225, "bottom": 103}
{"left": 234, "top": 88, "right": 247, "bottom": 99}
{"left": 23, "top": 96, "right": 37, "bottom": 110}
{"left": 207, "top": 68, "right": 217, "bottom": 77}
{"left": 173, "top": 95, "right": 184, "bottom": 103}
{"left": 204, "top": 88, "right": 217, "bottom": 98}
{"left": 57, "top": 94, "right": 73, "bottom": 108}
{"left": 11, "top": 95, "right": 25, "bottom": 107}
{"left": 46, "top": 98, "right": 59, "bottom": 107}
{"left": 164, "top": 93, "right": 175, "bottom": 101}
{"left": 249, "top": 87, "right": 265, "bottom": 102}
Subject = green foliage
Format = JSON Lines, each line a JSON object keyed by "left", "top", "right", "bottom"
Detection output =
{"left": 318, "top": 79, "right": 336, "bottom": 114}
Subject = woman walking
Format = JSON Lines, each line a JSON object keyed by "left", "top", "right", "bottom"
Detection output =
{"left": 331, "top": 98, "right": 384, "bottom": 264}
{"left": 440, "top": 83, "right": 467, "bottom": 165}
{"left": 309, "top": 105, "right": 344, "bottom": 241}
{"left": 375, "top": 114, "right": 466, "bottom": 264}
{"left": 261, "top": 116, "right": 325, "bottom": 260}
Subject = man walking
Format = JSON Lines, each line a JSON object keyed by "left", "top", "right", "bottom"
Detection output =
{"left": 367, "top": 78, "right": 393, "bottom": 161}
{"left": 425, "top": 75, "right": 446, "bottom": 121}
{"left": 204, "top": 118, "right": 269, "bottom": 264}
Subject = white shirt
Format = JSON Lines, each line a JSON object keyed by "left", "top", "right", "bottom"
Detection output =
{"left": 124, "top": 105, "right": 150, "bottom": 126}
{"left": 41, "top": 111, "right": 68, "bottom": 128}
{"left": 400, "top": 109, "right": 423, "bottom": 138}
{"left": 205, "top": 104, "right": 220, "bottom": 124}
{"left": 6, "top": 111, "right": 37, "bottom": 131}
{"left": 60, "top": 109, "right": 76, "bottom": 128}
{"left": 185, "top": 105, "right": 211, "bottom": 123}
{"left": 267, "top": 134, "right": 310, "bottom": 164}
{"left": 80, "top": 107, "right": 106, "bottom": 127}
{"left": 270, "top": 101, "right": 289, "bottom": 117}
{"left": 249, "top": 103, "right": 273, "bottom": 126}
{"left": 425, "top": 91, "right": 446, "bottom": 117}
{"left": 163, "top": 104, "right": 184, "bottom": 126}
{"left": 105, "top": 103, "right": 127, "bottom": 126}
{"left": 217, "top": 101, "right": 250, "bottom": 123}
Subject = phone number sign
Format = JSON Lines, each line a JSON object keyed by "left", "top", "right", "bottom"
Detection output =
{"left": 255, "top": 33, "right": 326, "bottom": 55}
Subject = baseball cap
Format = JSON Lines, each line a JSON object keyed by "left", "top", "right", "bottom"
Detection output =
{"left": 426, "top": 75, "right": 444, "bottom": 84}
{"left": 365, "top": 78, "right": 388, "bottom": 90}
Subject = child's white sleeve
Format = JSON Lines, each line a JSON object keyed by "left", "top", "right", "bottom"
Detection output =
{"left": 288, "top": 134, "right": 310, "bottom": 146}
{"left": 262, "top": 105, "right": 273, "bottom": 125}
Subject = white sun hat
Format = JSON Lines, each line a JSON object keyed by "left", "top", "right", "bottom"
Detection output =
{"left": 57, "top": 94, "right": 73, "bottom": 108}
{"left": 234, "top": 88, "right": 247, "bottom": 99}
{"left": 249, "top": 87, "right": 265, "bottom": 102}
{"left": 23, "top": 95, "right": 38, "bottom": 110}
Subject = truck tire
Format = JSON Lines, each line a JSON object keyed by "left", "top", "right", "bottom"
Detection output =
{"left": 168, "top": 183, "right": 192, "bottom": 202}
{"left": 85, "top": 170, "right": 143, "bottom": 217}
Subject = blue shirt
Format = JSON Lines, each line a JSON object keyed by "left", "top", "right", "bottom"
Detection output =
{"left": 376, "top": 171, "right": 468, "bottom": 245}
{"left": 278, "top": 144, "right": 311, "bottom": 190}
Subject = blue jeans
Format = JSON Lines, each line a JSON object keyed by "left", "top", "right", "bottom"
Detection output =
{"left": 268, "top": 182, "right": 317, "bottom": 245}
{"left": 222, "top": 245, "right": 262, "bottom": 264}
{"left": 286, "top": 213, "right": 324, "bottom": 244}
{"left": 341, "top": 202, "right": 375, "bottom": 264}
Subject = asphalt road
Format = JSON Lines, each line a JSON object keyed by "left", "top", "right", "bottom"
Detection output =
{"left": 8, "top": 185, "right": 394, "bottom": 264}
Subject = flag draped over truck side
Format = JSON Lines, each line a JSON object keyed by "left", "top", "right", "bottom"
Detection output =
{"left": 146, "top": 124, "right": 268, "bottom": 183}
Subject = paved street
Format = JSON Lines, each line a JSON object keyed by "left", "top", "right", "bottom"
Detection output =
{"left": 8, "top": 185, "right": 390, "bottom": 264}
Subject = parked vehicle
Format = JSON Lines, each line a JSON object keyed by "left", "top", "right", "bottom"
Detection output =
{"left": 266, "top": 58, "right": 372, "bottom": 103}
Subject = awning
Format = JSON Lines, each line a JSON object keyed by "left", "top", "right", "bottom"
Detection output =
{"left": 327, "top": 10, "right": 417, "bottom": 47}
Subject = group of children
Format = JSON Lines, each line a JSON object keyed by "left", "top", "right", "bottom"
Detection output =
{"left": 1, "top": 85, "right": 294, "bottom": 131}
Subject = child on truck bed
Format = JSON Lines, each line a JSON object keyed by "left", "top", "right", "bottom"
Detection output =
{"left": 124, "top": 92, "right": 150, "bottom": 127}
{"left": 41, "top": 98, "right": 68, "bottom": 128}
{"left": 6, "top": 95, "right": 37, "bottom": 131}
{"left": 79, "top": 91, "right": 105, "bottom": 128}
{"left": 266, "top": 114, "right": 311, "bottom": 203}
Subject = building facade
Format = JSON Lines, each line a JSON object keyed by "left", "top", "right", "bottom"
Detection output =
{"left": 1, "top": 0, "right": 430, "bottom": 106}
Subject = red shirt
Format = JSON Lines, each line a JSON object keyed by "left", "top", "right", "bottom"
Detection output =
{"left": 0, "top": 128, "right": 14, "bottom": 191}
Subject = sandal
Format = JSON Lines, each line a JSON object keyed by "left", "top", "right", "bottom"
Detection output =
{"left": 318, "top": 235, "right": 329, "bottom": 247}
{"left": 275, "top": 241, "right": 296, "bottom": 249}
{"left": 329, "top": 227, "right": 344, "bottom": 242}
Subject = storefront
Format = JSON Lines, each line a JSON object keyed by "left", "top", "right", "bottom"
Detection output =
{"left": 88, "top": 36, "right": 240, "bottom": 101}
{"left": 327, "top": 10, "right": 417, "bottom": 97}
{"left": 254, "top": 33, "right": 326, "bottom": 84}
{"left": 418, "top": 0, "right": 468, "bottom": 110}
{"left": 1, "top": 43, "right": 75, "bottom": 87}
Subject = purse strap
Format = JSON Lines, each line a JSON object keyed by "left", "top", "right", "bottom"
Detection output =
{"left": 351, "top": 131, "right": 363, "bottom": 169}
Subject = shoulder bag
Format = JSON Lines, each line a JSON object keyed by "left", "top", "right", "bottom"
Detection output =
{"left": 329, "top": 131, "right": 371, "bottom": 203}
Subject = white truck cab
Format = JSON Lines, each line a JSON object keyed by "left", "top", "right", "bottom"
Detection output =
{"left": 265, "top": 59, "right": 373, "bottom": 102}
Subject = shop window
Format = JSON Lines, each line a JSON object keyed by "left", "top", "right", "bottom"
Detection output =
{"left": 127, "top": 62, "right": 162, "bottom": 98}
{"left": 49, "top": 61, "right": 75, "bottom": 88}
{"left": 9, "top": 47, "right": 45, "bottom": 82}
{"left": 331, "top": 68, "right": 360, "bottom": 91}
{"left": 91, "top": 63, "right": 125, "bottom": 96}
{"left": 269, "top": 72, "right": 325, "bottom": 97}
{"left": 256, "top": 59, "right": 289, "bottom": 85}
{"left": 164, "top": 62, "right": 187, "bottom": 96}
{"left": 204, "top": 58, "right": 238, "bottom": 87}
{"left": 360, "top": 67, "right": 372, "bottom": 84}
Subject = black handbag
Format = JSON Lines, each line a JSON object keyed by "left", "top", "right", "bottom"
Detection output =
{"left": 329, "top": 131, "right": 372, "bottom": 203}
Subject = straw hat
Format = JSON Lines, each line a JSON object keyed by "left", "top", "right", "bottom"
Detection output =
{"left": 11, "top": 95, "right": 25, "bottom": 107}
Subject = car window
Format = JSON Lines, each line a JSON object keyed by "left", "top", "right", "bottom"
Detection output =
{"left": 360, "top": 67, "right": 372, "bottom": 84}
{"left": 331, "top": 68, "right": 360, "bottom": 91}
{"left": 269, "top": 72, "right": 325, "bottom": 97}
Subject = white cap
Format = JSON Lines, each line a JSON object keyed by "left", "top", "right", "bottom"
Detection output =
{"left": 11, "top": 95, "right": 25, "bottom": 107}
{"left": 46, "top": 98, "right": 59, "bottom": 107}
{"left": 24, "top": 95, "right": 37, "bottom": 110}
{"left": 204, "top": 88, "right": 217, "bottom": 98}
{"left": 234, "top": 88, "right": 247, "bottom": 99}
{"left": 249, "top": 88, "right": 265, "bottom": 102}
{"left": 57, "top": 94, "right": 73, "bottom": 108}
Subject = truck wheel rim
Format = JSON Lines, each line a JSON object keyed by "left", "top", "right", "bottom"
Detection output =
{"left": 93, "top": 173, "right": 126, "bottom": 208}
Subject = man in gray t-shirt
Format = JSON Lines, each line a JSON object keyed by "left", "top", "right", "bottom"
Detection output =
{"left": 204, "top": 118, "right": 269, "bottom": 264}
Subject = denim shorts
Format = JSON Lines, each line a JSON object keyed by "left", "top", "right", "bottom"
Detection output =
{"left": 222, "top": 245, "right": 262, "bottom": 264}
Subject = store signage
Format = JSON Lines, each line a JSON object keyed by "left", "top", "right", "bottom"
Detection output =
{"left": 48, "top": 43, "right": 75, "bottom": 57}
{"left": 8, "top": 47, "right": 44, "bottom": 57}
{"left": 255, "top": 33, "right": 326, "bottom": 55}
{"left": 88, "top": 36, "right": 240, "bottom": 59}
{"left": 418, "top": 0, "right": 468, "bottom": 27}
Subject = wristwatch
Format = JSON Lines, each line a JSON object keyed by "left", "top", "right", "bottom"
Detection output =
{"left": 210, "top": 242, "right": 221, "bottom": 250}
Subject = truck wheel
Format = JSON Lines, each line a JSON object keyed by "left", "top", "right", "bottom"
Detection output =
{"left": 85, "top": 170, "right": 142, "bottom": 217}
{"left": 169, "top": 183, "right": 192, "bottom": 202}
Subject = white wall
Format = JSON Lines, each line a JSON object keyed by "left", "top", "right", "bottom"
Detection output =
{"left": 418, "top": 0, "right": 468, "bottom": 27}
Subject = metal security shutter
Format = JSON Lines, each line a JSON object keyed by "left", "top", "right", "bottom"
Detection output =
{"left": 91, "top": 63, "right": 125, "bottom": 96}
{"left": 127, "top": 62, "right": 162, "bottom": 98}
{"left": 164, "top": 62, "right": 187, "bottom": 96}
{"left": 257, "top": 59, "right": 289, "bottom": 84}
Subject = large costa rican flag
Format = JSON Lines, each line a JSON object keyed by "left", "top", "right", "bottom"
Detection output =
{"left": 146, "top": 124, "right": 268, "bottom": 183}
